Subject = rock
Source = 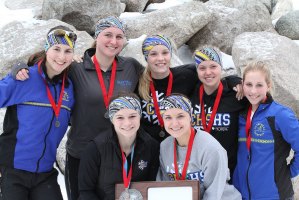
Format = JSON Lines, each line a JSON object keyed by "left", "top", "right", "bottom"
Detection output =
{"left": 41, "top": 0, "right": 124, "bottom": 34}
{"left": 0, "top": 108, "right": 6, "bottom": 134}
{"left": 4, "top": 0, "right": 43, "bottom": 10}
{"left": 119, "top": 34, "right": 183, "bottom": 67}
{"left": 0, "top": 19, "right": 94, "bottom": 78}
{"left": 56, "top": 133, "right": 68, "bottom": 174}
{"left": 271, "top": 0, "right": 296, "bottom": 20}
{"left": 122, "top": 1, "right": 212, "bottom": 48}
{"left": 123, "top": 0, "right": 148, "bottom": 12}
{"left": 275, "top": 10, "right": 299, "bottom": 40}
{"left": 232, "top": 31, "right": 299, "bottom": 117}
{"left": 187, "top": 0, "right": 275, "bottom": 54}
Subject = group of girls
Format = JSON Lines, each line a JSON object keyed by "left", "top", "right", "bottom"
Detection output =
{"left": 1, "top": 15, "right": 298, "bottom": 200}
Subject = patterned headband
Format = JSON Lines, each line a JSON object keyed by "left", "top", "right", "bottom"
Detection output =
{"left": 108, "top": 96, "right": 142, "bottom": 121}
{"left": 94, "top": 16, "right": 125, "bottom": 39}
{"left": 44, "top": 29, "right": 77, "bottom": 52}
{"left": 160, "top": 94, "right": 192, "bottom": 117}
{"left": 142, "top": 34, "right": 172, "bottom": 61}
{"left": 194, "top": 47, "right": 222, "bottom": 67}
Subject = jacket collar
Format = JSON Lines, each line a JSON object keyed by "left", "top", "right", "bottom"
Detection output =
{"left": 83, "top": 48, "right": 125, "bottom": 71}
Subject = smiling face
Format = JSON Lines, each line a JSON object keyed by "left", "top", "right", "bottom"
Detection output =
{"left": 162, "top": 108, "right": 192, "bottom": 146}
{"left": 197, "top": 60, "right": 222, "bottom": 94}
{"left": 96, "top": 26, "right": 125, "bottom": 58}
{"left": 45, "top": 44, "right": 74, "bottom": 78}
{"left": 112, "top": 108, "right": 140, "bottom": 140}
{"left": 147, "top": 45, "right": 171, "bottom": 79}
{"left": 243, "top": 70, "right": 270, "bottom": 111}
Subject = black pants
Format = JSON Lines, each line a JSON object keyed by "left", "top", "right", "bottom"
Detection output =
{"left": 65, "top": 153, "right": 80, "bottom": 200}
{"left": 0, "top": 167, "right": 63, "bottom": 200}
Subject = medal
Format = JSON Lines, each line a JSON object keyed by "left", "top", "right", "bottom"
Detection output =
{"left": 93, "top": 56, "right": 117, "bottom": 110}
{"left": 55, "top": 120, "right": 60, "bottom": 127}
{"left": 38, "top": 60, "right": 66, "bottom": 128}
{"left": 159, "top": 130, "right": 165, "bottom": 138}
{"left": 120, "top": 188, "right": 130, "bottom": 200}
{"left": 150, "top": 71, "right": 173, "bottom": 137}
{"left": 199, "top": 82, "right": 223, "bottom": 133}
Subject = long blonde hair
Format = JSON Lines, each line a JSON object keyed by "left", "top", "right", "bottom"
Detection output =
{"left": 243, "top": 61, "right": 274, "bottom": 95}
{"left": 138, "top": 67, "right": 152, "bottom": 102}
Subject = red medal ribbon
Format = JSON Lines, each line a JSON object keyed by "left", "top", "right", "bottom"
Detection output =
{"left": 93, "top": 56, "right": 117, "bottom": 109}
{"left": 38, "top": 60, "right": 66, "bottom": 118}
{"left": 173, "top": 128, "right": 195, "bottom": 180}
{"left": 149, "top": 71, "right": 173, "bottom": 128}
{"left": 120, "top": 146, "right": 134, "bottom": 189}
{"left": 199, "top": 82, "right": 223, "bottom": 133}
{"left": 245, "top": 105, "right": 252, "bottom": 151}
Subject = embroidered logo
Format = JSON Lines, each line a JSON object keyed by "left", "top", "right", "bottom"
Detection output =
{"left": 138, "top": 160, "right": 148, "bottom": 170}
{"left": 63, "top": 91, "right": 69, "bottom": 101}
{"left": 253, "top": 123, "right": 265, "bottom": 137}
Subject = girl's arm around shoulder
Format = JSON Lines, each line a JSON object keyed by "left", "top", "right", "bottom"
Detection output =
{"left": 78, "top": 141, "right": 101, "bottom": 200}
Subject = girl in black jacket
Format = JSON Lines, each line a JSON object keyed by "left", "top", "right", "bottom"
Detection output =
{"left": 78, "top": 93, "right": 159, "bottom": 200}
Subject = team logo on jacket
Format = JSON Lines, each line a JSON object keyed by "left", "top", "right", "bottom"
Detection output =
{"left": 63, "top": 91, "right": 69, "bottom": 101}
{"left": 253, "top": 123, "right": 265, "bottom": 136}
{"left": 138, "top": 160, "right": 148, "bottom": 170}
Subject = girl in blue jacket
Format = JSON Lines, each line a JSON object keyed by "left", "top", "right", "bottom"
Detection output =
{"left": 233, "top": 61, "right": 299, "bottom": 199}
{"left": 0, "top": 26, "right": 76, "bottom": 200}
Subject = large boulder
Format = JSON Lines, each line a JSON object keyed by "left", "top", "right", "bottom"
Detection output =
{"left": 187, "top": 0, "right": 275, "bottom": 54}
{"left": 119, "top": 34, "right": 183, "bottom": 67}
{"left": 232, "top": 32, "right": 299, "bottom": 116}
{"left": 122, "top": 1, "right": 212, "bottom": 48}
{"left": 271, "top": 0, "right": 297, "bottom": 20}
{"left": 0, "top": 19, "right": 94, "bottom": 78}
{"left": 123, "top": 0, "right": 148, "bottom": 12}
{"left": 275, "top": 10, "right": 299, "bottom": 40}
{"left": 41, "top": 0, "right": 125, "bottom": 34}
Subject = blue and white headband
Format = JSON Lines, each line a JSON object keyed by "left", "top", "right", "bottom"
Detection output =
{"left": 142, "top": 34, "right": 172, "bottom": 61}
{"left": 194, "top": 47, "right": 222, "bottom": 67}
{"left": 44, "top": 29, "right": 77, "bottom": 52}
{"left": 94, "top": 16, "right": 125, "bottom": 39}
{"left": 160, "top": 94, "right": 192, "bottom": 117}
{"left": 108, "top": 96, "right": 142, "bottom": 121}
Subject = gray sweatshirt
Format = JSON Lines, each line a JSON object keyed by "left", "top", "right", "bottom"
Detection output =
{"left": 157, "top": 130, "right": 241, "bottom": 200}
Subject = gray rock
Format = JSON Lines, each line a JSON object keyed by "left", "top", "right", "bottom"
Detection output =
{"left": 0, "top": 19, "right": 94, "bottom": 78}
{"left": 232, "top": 31, "right": 299, "bottom": 117}
{"left": 56, "top": 133, "right": 68, "bottom": 174}
{"left": 275, "top": 10, "right": 299, "bottom": 40}
{"left": 271, "top": 0, "right": 295, "bottom": 20}
{"left": 122, "top": 1, "right": 212, "bottom": 48}
{"left": 41, "top": 0, "right": 124, "bottom": 34}
{"left": 123, "top": 0, "right": 149, "bottom": 12}
{"left": 187, "top": 0, "right": 275, "bottom": 54}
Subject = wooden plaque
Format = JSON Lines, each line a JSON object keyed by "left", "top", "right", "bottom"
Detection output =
{"left": 115, "top": 180, "right": 199, "bottom": 200}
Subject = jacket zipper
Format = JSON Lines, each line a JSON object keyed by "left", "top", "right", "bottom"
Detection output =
{"left": 35, "top": 84, "right": 57, "bottom": 172}
{"left": 246, "top": 148, "right": 252, "bottom": 200}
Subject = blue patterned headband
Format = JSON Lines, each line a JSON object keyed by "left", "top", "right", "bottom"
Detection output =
{"left": 160, "top": 94, "right": 192, "bottom": 117}
{"left": 142, "top": 34, "right": 172, "bottom": 61}
{"left": 108, "top": 96, "right": 142, "bottom": 121}
{"left": 194, "top": 47, "right": 222, "bottom": 67}
{"left": 94, "top": 16, "right": 125, "bottom": 39}
{"left": 44, "top": 29, "right": 77, "bottom": 52}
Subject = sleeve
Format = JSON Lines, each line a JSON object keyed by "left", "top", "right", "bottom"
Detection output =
{"left": 156, "top": 144, "right": 171, "bottom": 181}
{"left": 148, "top": 141, "right": 160, "bottom": 180}
{"left": 0, "top": 74, "right": 30, "bottom": 107}
{"left": 223, "top": 75, "right": 242, "bottom": 89}
{"left": 132, "top": 58, "right": 144, "bottom": 77}
{"left": 275, "top": 108, "right": 299, "bottom": 178}
{"left": 78, "top": 142, "right": 101, "bottom": 200}
{"left": 201, "top": 141, "right": 229, "bottom": 200}
{"left": 10, "top": 62, "right": 29, "bottom": 80}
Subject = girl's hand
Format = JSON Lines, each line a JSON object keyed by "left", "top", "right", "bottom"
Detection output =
{"left": 233, "top": 83, "right": 244, "bottom": 101}
{"left": 72, "top": 54, "right": 83, "bottom": 63}
{"left": 16, "top": 68, "right": 29, "bottom": 81}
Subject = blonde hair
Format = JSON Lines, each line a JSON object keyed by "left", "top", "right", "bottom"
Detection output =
{"left": 243, "top": 61, "right": 274, "bottom": 95}
{"left": 138, "top": 67, "right": 152, "bottom": 102}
